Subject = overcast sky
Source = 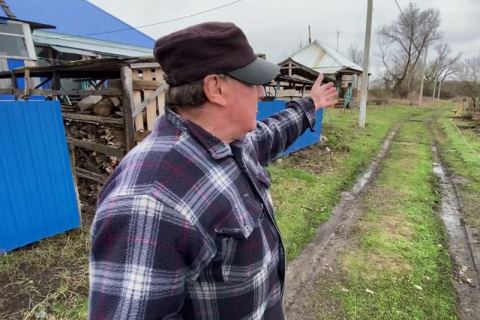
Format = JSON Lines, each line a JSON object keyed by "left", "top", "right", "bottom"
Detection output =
{"left": 90, "top": 0, "right": 479, "bottom": 76}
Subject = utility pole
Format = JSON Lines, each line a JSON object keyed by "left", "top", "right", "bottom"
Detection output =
{"left": 308, "top": 25, "right": 311, "bottom": 44}
{"left": 336, "top": 29, "right": 340, "bottom": 51}
{"left": 418, "top": 41, "right": 429, "bottom": 106}
{"left": 359, "top": 0, "right": 373, "bottom": 128}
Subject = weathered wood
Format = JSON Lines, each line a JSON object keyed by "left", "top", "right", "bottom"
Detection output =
{"left": 134, "top": 130, "right": 151, "bottom": 142}
{"left": 34, "top": 77, "right": 52, "bottom": 89}
{"left": 78, "top": 95, "right": 102, "bottom": 111}
{"left": 94, "top": 79, "right": 107, "bottom": 90}
{"left": 93, "top": 100, "right": 115, "bottom": 116}
{"left": 142, "top": 69, "right": 157, "bottom": 130}
{"left": 121, "top": 66, "right": 136, "bottom": 152}
{"left": 132, "top": 83, "right": 168, "bottom": 119}
{"left": 62, "top": 112, "right": 125, "bottom": 127}
{"left": 156, "top": 70, "right": 166, "bottom": 117}
{"left": 53, "top": 72, "right": 60, "bottom": 90}
{"left": 68, "top": 144, "right": 82, "bottom": 218}
{"left": 76, "top": 167, "right": 108, "bottom": 184}
{"left": 66, "top": 137, "right": 126, "bottom": 157}
{"left": 24, "top": 69, "right": 30, "bottom": 97}
{"left": 132, "top": 69, "right": 144, "bottom": 132}
{"left": 130, "top": 62, "right": 160, "bottom": 69}
{"left": 133, "top": 79, "right": 162, "bottom": 90}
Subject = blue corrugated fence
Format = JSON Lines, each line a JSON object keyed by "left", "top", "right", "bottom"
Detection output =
{"left": 257, "top": 100, "right": 324, "bottom": 156}
{"left": 0, "top": 101, "right": 81, "bottom": 253}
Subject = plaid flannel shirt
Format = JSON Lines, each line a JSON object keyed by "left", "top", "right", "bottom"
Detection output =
{"left": 88, "top": 97, "right": 317, "bottom": 320}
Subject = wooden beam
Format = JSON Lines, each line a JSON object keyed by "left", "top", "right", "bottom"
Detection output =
{"left": 34, "top": 77, "right": 52, "bottom": 89}
{"left": 53, "top": 71, "right": 60, "bottom": 90}
{"left": 24, "top": 69, "right": 30, "bottom": 97}
{"left": 130, "top": 62, "right": 160, "bottom": 69}
{"left": 133, "top": 79, "right": 162, "bottom": 90}
{"left": 94, "top": 79, "right": 107, "bottom": 90}
{"left": 121, "top": 66, "right": 136, "bottom": 152}
{"left": 68, "top": 144, "right": 82, "bottom": 218}
{"left": 132, "top": 83, "right": 168, "bottom": 119}
{"left": 76, "top": 167, "right": 108, "bottom": 184}
{"left": 62, "top": 112, "right": 125, "bottom": 127}
{"left": 66, "top": 137, "right": 125, "bottom": 157}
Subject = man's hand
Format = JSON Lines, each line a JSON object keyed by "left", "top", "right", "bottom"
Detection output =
{"left": 311, "top": 75, "right": 338, "bottom": 111}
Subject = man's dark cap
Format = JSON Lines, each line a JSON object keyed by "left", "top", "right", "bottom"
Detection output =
{"left": 153, "top": 22, "right": 280, "bottom": 87}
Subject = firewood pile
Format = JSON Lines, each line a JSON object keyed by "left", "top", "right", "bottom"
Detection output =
{"left": 63, "top": 98, "right": 126, "bottom": 204}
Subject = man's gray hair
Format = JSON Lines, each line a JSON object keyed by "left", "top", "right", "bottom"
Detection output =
{"left": 165, "top": 74, "right": 230, "bottom": 110}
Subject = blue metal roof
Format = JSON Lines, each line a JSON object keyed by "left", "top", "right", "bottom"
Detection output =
{"left": 2, "top": 0, "right": 155, "bottom": 49}
{"left": 0, "top": 101, "right": 81, "bottom": 253}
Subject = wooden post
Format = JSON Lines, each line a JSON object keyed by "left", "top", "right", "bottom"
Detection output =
{"left": 23, "top": 69, "right": 30, "bottom": 99}
{"left": 53, "top": 71, "right": 60, "bottom": 90}
{"left": 68, "top": 143, "right": 82, "bottom": 221}
{"left": 121, "top": 66, "right": 136, "bottom": 152}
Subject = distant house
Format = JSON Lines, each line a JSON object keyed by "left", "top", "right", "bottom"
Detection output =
{"left": 288, "top": 40, "right": 368, "bottom": 104}
{"left": 0, "top": 0, "right": 155, "bottom": 90}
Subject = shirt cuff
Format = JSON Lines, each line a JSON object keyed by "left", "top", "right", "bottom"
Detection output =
{"left": 288, "top": 97, "right": 317, "bottom": 132}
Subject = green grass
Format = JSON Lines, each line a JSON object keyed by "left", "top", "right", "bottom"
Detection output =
{"left": 270, "top": 106, "right": 415, "bottom": 259}
{"left": 327, "top": 118, "right": 458, "bottom": 319}
{"left": 0, "top": 105, "right": 416, "bottom": 319}
{"left": 436, "top": 111, "right": 480, "bottom": 228}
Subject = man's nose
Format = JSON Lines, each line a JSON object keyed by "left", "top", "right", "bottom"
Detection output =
{"left": 257, "top": 85, "right": 265, "bottom": 100}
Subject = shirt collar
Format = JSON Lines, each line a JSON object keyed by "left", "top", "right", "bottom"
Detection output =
{"left": 165, "top": 109, "right": 240, "bottom": 160}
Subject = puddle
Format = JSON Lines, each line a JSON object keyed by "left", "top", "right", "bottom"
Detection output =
{"left": 432, "top": 145, "right": 480, "bottom": 319}
{"left": 352, "top": 130, "right": 397, "bottom": 195}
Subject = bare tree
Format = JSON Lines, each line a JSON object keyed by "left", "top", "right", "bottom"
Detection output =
{"left": 425, "top": 44, "right": 461, "bottom": 98}
{"left": 347, "top": 41, "right": 363, "bottom": 65}
{"left": 377, "top": 2, "right": 443, "bottom": 96}
{"left": 455, "top": 53, "right": 480, "bottom": 112}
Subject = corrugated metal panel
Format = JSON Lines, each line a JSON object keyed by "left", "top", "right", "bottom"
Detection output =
{"left": 33, "top": 32, "right": 153, "bottom": 57}
{"left": 257, "top": 100, "right": 323, "bottom": 157}
{"left": 5, "top": 0, "right": 155, "bottom": 48}
{"left": 0, "top": 100, "right": 80, "bottom": 253}
{"left": 291, "top": 41, "right": 363, "bottom": 73}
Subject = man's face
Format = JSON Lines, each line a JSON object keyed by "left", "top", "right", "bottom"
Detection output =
{"left": 225, "top": 79, "right": 264, "bottom": 138}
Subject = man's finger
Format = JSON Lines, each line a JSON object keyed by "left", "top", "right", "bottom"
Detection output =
{"left": 314, "top": 74, "right": 324, "bottom": 87}
{"left": 325, "top": 99, "right": 338, "bottom": 107}
{"left": 326, "top": 92, "right": 338, "bottom": 100}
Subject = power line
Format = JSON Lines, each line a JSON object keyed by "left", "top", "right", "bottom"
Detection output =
{"left": 41, "top": 0, "right": 243, "bottom": 41}
{"left": 393, "top": 0, "right": 405, "bottom": 18}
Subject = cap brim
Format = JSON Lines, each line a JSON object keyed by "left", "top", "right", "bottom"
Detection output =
{"left": 227, "top": 57, "right": 280, "bottom": 85}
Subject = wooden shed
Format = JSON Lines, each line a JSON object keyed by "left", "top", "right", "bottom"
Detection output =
{"left": 0, "top": 57, "right": 166, "bottom": 193}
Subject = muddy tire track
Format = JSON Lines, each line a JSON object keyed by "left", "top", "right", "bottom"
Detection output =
{"left": 432, "top": 144, "right": 480, "bottom": 320}
{"left": 284, "top": 125, "right": 401, "bottom": 319}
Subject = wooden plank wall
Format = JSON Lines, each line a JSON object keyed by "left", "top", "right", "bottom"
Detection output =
{"left": 132, "top": 67, "right": 166, "bottom": 142}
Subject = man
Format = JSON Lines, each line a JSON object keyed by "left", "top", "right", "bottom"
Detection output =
{"left": 89, "top": 22, "right": 337, "bottom": 320}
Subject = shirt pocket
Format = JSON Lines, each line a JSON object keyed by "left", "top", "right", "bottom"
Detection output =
{"left": 212, "top": 195, "right": 266, "bottom": 284}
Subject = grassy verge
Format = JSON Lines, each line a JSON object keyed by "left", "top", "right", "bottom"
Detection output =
{"left": 315, "top": 118, "right": 458, "bottom": 319}
{"left": 270, "top": 106, "right": 414, "bottom": 259}
{"left": 436, "top": 113, "right": 480, "bottom": 229}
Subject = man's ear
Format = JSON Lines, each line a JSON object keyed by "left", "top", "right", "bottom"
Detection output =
{"left": 203, "top": 75, "right": 228, "bottom": 107}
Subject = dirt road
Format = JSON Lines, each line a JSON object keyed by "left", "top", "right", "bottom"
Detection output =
{"left": 285, "top": 111, "right": 480, "bottom": 320}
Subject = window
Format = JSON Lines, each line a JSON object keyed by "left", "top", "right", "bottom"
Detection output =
{"left": 0, "top": 21, "right": 35, "bottom": 59}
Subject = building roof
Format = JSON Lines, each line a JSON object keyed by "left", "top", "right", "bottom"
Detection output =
{"left": 1, "top": 0, "right": 155, "bottom": 49}
{"left": 290, "top": 40, "right": 363, "bottom": 74}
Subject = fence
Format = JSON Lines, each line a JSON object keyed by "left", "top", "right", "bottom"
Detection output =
{"left": 0, "top": 101, "right": 81, "bottom": 253}
{"left": 257, "top": 100, "right": 324, "bottom": 156}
